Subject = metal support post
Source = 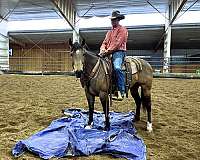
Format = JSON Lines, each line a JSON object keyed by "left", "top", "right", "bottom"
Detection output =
{"left": 163, "top": 5, "right": 171, "bottom": 73}
{"left": 163, "top": 0, "right": 187, "bottom": 73}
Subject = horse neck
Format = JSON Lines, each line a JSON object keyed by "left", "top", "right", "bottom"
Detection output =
{"left": 83, "top": 52, "right": 99, "bottom": 76}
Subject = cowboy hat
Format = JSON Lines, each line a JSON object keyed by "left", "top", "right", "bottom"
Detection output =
{"left": 110, "top": 10, "right": 125, "bottom": 20}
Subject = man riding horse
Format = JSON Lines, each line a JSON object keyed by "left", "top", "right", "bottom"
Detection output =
{"left": 69, "top": 10, "right": 153, "bottom": 132}
{"left": 99, "top": 10, "right": 128, "bottom": 101}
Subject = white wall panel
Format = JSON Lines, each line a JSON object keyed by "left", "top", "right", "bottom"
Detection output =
{"left": 0, "top": 19, "right": 9, "bottom": 70}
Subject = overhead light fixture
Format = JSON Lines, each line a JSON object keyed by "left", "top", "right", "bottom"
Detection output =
{"left": 188, "top": 38, "right": 200, "bottom": 41}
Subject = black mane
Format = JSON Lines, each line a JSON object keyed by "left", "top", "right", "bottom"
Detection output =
{"left": 71, "top": 42, "right": 83, "bottom": 51}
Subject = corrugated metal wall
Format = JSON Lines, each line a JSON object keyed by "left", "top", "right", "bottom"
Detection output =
{"left": 0, "top": 20, "right": 9, "bottom": 70}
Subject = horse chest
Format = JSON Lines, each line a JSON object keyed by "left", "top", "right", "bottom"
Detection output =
{"left": 88, "top": 78, "right": 108, "bottom": 96}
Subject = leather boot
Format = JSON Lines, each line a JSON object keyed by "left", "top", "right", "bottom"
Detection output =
{"left": 112, "top": 91, "right": 124, "bottom": 101}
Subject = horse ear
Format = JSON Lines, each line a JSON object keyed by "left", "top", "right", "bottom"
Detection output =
{"left": 81, "top": 39, "right": 86, "bottom": 47}
{"left": 69, "top": 38, "right": 73, "bottom": 47}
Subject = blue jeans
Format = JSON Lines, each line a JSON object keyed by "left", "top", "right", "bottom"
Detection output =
{"left": 112, "top": 51, "right": 126, "bottom": 94}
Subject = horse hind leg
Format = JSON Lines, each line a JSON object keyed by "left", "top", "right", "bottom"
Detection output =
{"left": 141, "top": 85, "right": 152, "bottom": 132}
{"left": 99, "top": 91, "right": 110, "bottom": 131}
{"left": 130, "top": 83, "right": 141, "bottom": 122}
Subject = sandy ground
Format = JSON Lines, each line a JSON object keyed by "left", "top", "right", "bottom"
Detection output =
{"left": 0, "top": 75, "right": 199, "bottom": 160}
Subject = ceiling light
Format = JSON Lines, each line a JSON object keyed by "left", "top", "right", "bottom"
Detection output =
{"left": 188, "top": 38, "right": 200, "bottom": 41}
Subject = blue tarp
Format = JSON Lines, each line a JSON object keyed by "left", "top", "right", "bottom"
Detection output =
{"left": 12, "top": 108, "right": 146, "bottom": 160}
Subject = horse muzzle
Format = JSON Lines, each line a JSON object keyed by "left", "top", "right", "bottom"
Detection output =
{"left": 75, "top": 70, "right": 83, "bottom": 78}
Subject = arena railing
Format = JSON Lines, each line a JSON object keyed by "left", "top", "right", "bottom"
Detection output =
{"left": 0, "top": 56, "right": 200, "bottom": 76}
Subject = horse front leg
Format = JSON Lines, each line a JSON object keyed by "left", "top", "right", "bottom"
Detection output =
{"left": 85, "top": 91, "right": 95, "bottom": 129}
{"left": 99, "top": 91, "right": 110, "bottom": 131}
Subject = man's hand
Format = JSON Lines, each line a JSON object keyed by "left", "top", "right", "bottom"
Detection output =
{"left": 105, "top": 49, "right": 112, "bottom": 55}
{"left": 98, "top": 49, "right": 112, "bottom": 57}
{"left": 98, "top": 52, "right": 105, "bottom": 58}
{"left": 100, "top": 49, "right": 106, "bottom": 54}
{"left": 98, "top": 49, "right": 106, "bottom": 57}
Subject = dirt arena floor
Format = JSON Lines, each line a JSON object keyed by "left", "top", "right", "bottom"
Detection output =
{"left": 0, "top": 75, "right": 199, "bottom": 160}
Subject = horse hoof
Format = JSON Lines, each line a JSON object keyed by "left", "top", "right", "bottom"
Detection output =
{"left": 147, "top": 122, "right": 153, "bottom": 132}
{"left": 85, "top": 125, "right": 92, "bottom": 129}
{"left": 103, "top": 124, "right": 110, "bottom": 131}
{"left": 104, "top": 127, "right": 110, "bottom": 131}
{"left": 85, "top": 122, "right": 93, "bottom": 129}
{"left": 133, "top": 116, "right": 140, "bottom": 122}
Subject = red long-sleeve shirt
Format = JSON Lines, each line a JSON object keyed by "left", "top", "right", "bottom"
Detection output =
{"left": 100, "top": 25, "right": 128, "bottom": 54}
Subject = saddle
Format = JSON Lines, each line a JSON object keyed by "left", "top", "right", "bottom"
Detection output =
{"left": 123, "top": 57, "right": 143, "bottom": 97}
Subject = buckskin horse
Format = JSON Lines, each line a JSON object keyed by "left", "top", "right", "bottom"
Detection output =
{"left": 69, "top": 39, "right": 153, "bottom": 132}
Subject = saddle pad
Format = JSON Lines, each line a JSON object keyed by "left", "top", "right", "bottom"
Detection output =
{"left": 125, "top": 57, "right": 142, "bottom": 74}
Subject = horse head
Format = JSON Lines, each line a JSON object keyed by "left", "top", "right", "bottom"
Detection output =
{"left": 69, "top": 38, "right": 86, "bottom": 78}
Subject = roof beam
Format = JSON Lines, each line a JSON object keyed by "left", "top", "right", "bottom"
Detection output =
{"left": 52, "top": 0, "right": 83, "bottom": 43}
{"left": 154, "top": 0, "right": 188, "bottom": 51}
{"left": 169, "top": 0, "right": 188, "bottom": 25}
{"left": 52, "top": 0, "right": 76, "bottom": 31}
